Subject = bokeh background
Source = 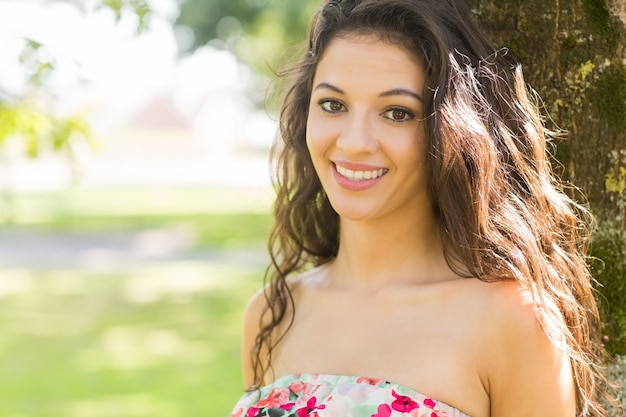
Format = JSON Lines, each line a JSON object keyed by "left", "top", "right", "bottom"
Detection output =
{"left": 0, "top": 0, "right": 624, "bottom": 416}
{"left": 0, "top": 1, "right": 282, "bottom": 416}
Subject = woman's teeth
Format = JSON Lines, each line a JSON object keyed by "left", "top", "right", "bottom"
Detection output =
{"left": 336, "top": 165, "right": 387, "bottom": 181}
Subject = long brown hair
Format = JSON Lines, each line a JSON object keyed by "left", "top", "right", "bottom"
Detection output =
{"left": 251, "top": 1, "right": 615, "bottom": 415}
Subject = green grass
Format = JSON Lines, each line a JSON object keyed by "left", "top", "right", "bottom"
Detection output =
{"left": 0, "top": 263, "right": 262, "bottom": 417}
{"left": 3, "top": 187, "right": 274, "bottom": 221}
{"left": 11, "top": 212, "right": 273, "bottom": 249}
{"left": 0, "top": 187, "right": 273, "bottom": 417}
{"left": 1, "top": 187, "right": 274, "bottom": 249}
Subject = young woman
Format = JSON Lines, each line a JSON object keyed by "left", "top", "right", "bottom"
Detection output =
{"left": 230, "top": 0, "right": 615, "bottom": 416}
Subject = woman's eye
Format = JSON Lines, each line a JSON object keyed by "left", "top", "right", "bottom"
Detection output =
{"left": 319, "top": 100, "right": 345, "bottom": 113}
{"left": 382, "top": 108, "right": 414, "bottom": 122}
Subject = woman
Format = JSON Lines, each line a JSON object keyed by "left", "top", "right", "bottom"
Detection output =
{"left": 230, "top": 0, "right": 615, "bottom": 416}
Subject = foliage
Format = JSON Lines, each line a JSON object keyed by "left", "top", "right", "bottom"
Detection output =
{"left": 100, "top": 0, "right": 152, "bottom": 33}
{"left": 0, "top": 101, "right": 91, "bottom": 158}
{"left": 175, "top": 0, "right": 319, "bottom": 72}
{"left": 58, "top": 0, "right": 153, "bottom": 33}
{"left": 0, "top": 0, "right": 152, "bottom": 184}
{"left": 0, "top": 37, "right": 93, "bottom": 161}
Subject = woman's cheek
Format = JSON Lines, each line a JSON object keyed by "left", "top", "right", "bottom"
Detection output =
{"left": 306, "top": 114, "right": 338, "bottom": 152}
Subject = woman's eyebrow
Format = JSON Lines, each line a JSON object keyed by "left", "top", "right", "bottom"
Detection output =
{"left": 379, "top": 88, "right": 424, "bottom": 103}
{"left": 313, "top": 82, "right": 345, "bottom": 94}
{"left": 313, "top": 83, "right": 424, "bottom": 103}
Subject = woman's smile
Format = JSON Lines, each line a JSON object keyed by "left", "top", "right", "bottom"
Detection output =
{"left": 334, "top": 163, "right": 388, "bottom": 182}
{"left": 333, "top": 162, "right": 390, "bottom": 191}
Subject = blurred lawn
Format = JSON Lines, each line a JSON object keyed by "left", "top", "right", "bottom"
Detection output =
{"left": 0, "top": 187, "right": 273, "bottom": 417}
{"left": 3, "top": 187, "right": 274, "bottom": 249}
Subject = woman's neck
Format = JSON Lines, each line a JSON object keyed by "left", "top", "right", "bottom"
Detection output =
{"left": 329, "top": 213, "right": 457, "bottom": 289}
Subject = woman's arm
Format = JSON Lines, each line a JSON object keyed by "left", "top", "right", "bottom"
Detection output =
{"left": 487, "top": 282, "right": 577, "bottom": 417}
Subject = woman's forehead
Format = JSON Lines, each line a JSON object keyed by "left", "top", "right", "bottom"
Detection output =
{"left": 313, "top": 34, "right": 426, "bottom": 91}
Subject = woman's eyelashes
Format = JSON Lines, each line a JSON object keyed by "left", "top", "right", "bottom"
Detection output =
{"left": 317, "top": 99, "right": 416, "bottom": 123}
{"left": 380, "top": 107, "right": 415, "bottom": 122}
{"left": 318, "top": 99, "right": 346, "bottom": 113}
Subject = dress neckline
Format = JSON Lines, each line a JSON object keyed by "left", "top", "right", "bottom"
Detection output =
{"left": 265, "top": 372, "right": 472, "bottom": 417}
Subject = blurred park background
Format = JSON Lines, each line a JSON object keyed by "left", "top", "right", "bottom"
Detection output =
{"left": 0, "top": 0, "right": 625, "bottom": 416}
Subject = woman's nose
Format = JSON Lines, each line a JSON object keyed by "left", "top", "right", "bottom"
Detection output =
{"left": 335, "top": 110, "right": 378, "bottom": 155}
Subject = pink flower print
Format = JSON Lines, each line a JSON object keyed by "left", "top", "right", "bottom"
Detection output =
{"left": 301, "top": 383, "right": 323, "bottom": 401}
{"left": 280, "top": 402, "right": 296, "bottom": 412}
{"left": 230, "top": 407, "right": 243, "bottom": 417}
{"left": 357, "top": 377, "right": 384, "bottom": 386}
{"left": 246, "top": 407, "right": 260, "bottom": 417}
{"left": 426, "top": 412, "right": 449, "bottom": 417}
{"left": 372, "top": 404, "right": 392, "bottom": 417}
{"left": 391, "top": 390, "right": 420, "bottom": 413}
{"left": 423, "top": 399, "right": 436, "bottom": 409}
{"left": 256, "top": 387, "right": 291, "bottom": 408}
{"left": 296, "top": 396, "right": 326, "bottom": 417}
{"left": 289, "top": 380, "right": 306, "bottom": 394}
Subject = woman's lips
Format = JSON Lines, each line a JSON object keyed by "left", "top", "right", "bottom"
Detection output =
{"left": 332, "top": 162, "right": 388, "bottom": 191}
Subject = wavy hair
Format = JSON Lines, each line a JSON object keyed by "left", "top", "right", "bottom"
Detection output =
{"left": 251, "top": 0, "right": 615, "bottom": 415}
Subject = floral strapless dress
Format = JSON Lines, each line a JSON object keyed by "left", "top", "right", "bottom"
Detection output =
{"left": 230, "top": 373, "right": 471, "bottom": 417}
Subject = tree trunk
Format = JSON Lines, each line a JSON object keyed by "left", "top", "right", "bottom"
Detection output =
{"left": 466, "top": 0, "right": 626, "bottom": 220}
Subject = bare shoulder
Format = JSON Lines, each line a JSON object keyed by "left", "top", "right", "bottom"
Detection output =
{"left": 478, "top": 280, "right": 554, "bottom": 348}
{"left": 240, "top": 271, "right": 307, "bottom": 388}
{"left": 241, "top": 286, "right": 270, "bottom": 388}
{"left": 476, "top": 280, "right": 576, "bottom": 417}
{"left": 457, "top": 279, "right": 553, "bottom": 334}
{"left": 243, "top": 286, "right": 270, "bottom": 330}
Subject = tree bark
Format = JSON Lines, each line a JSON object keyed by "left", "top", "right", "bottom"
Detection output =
{"left": 466, "top": 0, "right": 626, "bottom": 219}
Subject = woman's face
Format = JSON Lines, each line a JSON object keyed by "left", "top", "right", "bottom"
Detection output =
{"left": 306, "top": 34, "right": 431, "bottom": 223}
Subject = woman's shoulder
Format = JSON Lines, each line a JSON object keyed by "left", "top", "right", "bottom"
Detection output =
{"left": 456, "top": 279, "right": 551, "bottom": 351}
{"left": 243, "top": 284, "right": 270, "bottom": 319}
{"left": 242, "top": 264, "right": 328, "bottom": 316}
{"left": 241, "top": 286, "right": 267, "bottom": 387}
{"left": 241, "top": 267, "right": 320, "bottom": 387}
{"left": 472, "top": 280, "right": 542, "bottom": 338}
{"left": 451, "top": 278, "right": 533, "bottom": 317}
{"left": 463, "top": 279, "right": 576, "bottom": 416}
